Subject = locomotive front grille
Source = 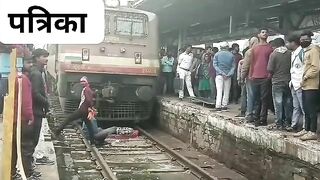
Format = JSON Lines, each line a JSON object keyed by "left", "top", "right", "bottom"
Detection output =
{"left": 63, "top": 100, "right": 152, "bottom": 121}
{"left": 97, "top": 101, "right": 152, "bottom": 121}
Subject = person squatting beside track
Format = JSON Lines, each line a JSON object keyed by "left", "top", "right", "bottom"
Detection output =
{"left": 53, "top": 76, "right": 97, "bottom": 145}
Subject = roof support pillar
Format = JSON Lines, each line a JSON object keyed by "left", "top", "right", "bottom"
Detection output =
{"left": 177, "top": 28, "right": 186, "bottom": 53}
{"left": 229, "top": 15, "right": 233, "bottom": 34}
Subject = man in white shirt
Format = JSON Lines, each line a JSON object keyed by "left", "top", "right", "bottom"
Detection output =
{"left": 177, "top": 45, "right": 195, "bottom": 99}
{"left": 287, "top": 34, "right": 305, "bottom": 133}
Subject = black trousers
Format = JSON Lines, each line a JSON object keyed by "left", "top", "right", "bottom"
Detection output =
{"left": 251, "top": 79, "right": 271, "bottom": 123}
{"left": 230, "top": 73, "right": 241, "bottom": 103}
{"left": 302, "top": 90, "right": 319, "bottom": 132}
{"left": 57, "top": 109, "right": 95, "bottom": 143}
{"left": 32, "top": 116, "right": 43, "bottom": 154}
{"left": 162, "top": 72, "right": 174, "bottom": 94}
{"left": 11, "top": 121, "right": 34, "bottom": 177}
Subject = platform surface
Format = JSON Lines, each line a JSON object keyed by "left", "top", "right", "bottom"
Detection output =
{"left": 0, "top": 117, "right": 59, "bottom": 180}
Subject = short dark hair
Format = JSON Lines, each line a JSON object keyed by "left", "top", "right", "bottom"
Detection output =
{"left": 287, "top": 34, "right": 300, "bottom": 45}
{"left": 212, "top": 47, "right": 219, "bottom": 53}
{"left": 258, "top": 27, "right": 269, "bottom": 33}
{"left": 231, "top": 43, "right": 239, "bottom": 49}
{"left": 271, "top": 38, "right": 285, "bottom": 48}
{"left": 32, "top": 48, "right": 49, "bottom": 59}
{"left": 242, "top": 46, "right": 249, "bottom": 55}
{"left": 300, "top": 30, "right": 314, "bottom": 38}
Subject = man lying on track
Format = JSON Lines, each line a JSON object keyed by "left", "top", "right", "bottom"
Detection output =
{"left": 82, "top": 118, "right": 139, "bottom": 146}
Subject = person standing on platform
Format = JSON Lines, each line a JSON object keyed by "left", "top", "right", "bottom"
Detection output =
{"left": 235, "top": 47, "right": 250, "bottom": 118}
{"left": 196, "top": 53, "right": 211, "bottom": 98}
{"left": 160, "top": 51, "right": 175, "bottom": 95}
{"left": 297, "top": 31, "right": 320, "bottom": 141}
{"left": 208, "top": 47, "right": 219, "bottom": 101}
{"left": 29, "top": 49, "right": 53, "bottom": 166}
{"left": 12, "top": 57, "right": 40, "bottom": 180}
{"left": 267, "top": 38, "right": 292, "bottom": 130}
{"left": 213, "top": 42, "right": 236, "bottom": 111}
{"left": 241, "top": 37, "right": 259, "bottom": 121}
{"left": 287, "top": 34, "right": 305, "bottom": 133}
{"left": 190, "top": 49, "right": 202, "bottom": 96}
{"left": 230, "top": 43, "right": 243, "bottom": 104}
{"left": 53, "top": 76, "right": 96, "bottom": 144}
{"left": 245, "top": 28, "right": 273, "bottom": 126}
{"left": 201, "top": 46, "right": 213, "bottom": 61}
{"left": 32, "top": 64, "right": 54, "bottom": 166}
{"left": 177, "top": 45, "right": 196, "bottom": 100}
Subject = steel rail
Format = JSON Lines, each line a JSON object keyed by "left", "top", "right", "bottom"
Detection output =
{"left": 137, "top": 127, "right": 218, "bottom": 180}
{"left": 75, "top": 124, "right": 118, "bottom": 180}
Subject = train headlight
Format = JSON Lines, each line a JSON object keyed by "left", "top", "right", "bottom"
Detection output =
{"left": 105, "top": 0, "right": 120, "bottom": 7}
{"left": 100, "top": 47, "right": 106, "bottom": 53}
{"left": 120, "top": 48, "right": 126, "bottom": 53}
{"left": 136, "top": 86, "right": 153, "bottom": 101}
{"left": 82, "top": 48, "right": 90, "bottom": 61}
{"left": 134, "top": 52, "right": 142, "bottom": 64}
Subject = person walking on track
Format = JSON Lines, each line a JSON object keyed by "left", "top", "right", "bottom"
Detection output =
{"left": 53, "top": 76, "right": 97, "bottom": 145}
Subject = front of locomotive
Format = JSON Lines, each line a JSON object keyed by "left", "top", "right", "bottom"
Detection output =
{"left": 55, "top": 6, "right": 160, "bottom": 122}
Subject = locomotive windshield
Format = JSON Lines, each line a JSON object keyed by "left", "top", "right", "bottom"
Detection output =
{"left": 116, "top": 17, "right": 144, "bottom": 36}
{"left": 114, "top": 13, "right": 147, "bottom": 37}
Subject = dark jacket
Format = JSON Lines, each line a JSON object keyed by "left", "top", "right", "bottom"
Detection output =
{"left": 79, "top": 86, "right": 94, "bottom": 113}
{"left": 30, "top": 66, "right": 49, "bottom": 117}
{"left": 267, "top": 47, "right": 291, "bottom": 86}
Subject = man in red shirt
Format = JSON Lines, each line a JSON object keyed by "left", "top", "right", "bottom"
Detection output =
{"left": 246, "top": 28, "right": 273, "bottom": 126}
{"left": 12, "top": 57, "right": 39, "bottom": 180}
{"left": 53, "top": 76, "right": 96, "bottom": 144}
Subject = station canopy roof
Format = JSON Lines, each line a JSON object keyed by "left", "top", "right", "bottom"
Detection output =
{"left": 137, "top": 0, "right": 238, "bottom": 33}
{"left": 136, "top": 0, "right": 320, "bottom": 35}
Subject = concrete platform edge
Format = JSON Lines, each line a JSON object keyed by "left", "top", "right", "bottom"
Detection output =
{"left": 159, "top": 97, "right": 320, "bottom": 166}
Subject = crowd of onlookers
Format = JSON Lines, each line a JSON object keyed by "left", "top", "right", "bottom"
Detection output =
{"left": 158, "top": 28, "right": 320, "bottom": 141}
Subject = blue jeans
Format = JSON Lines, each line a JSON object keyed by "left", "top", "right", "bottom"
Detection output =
{"left": 240, "top": 82, "right": 247, "bottom": 114}
{"left": 246, "top": 80, "right": 255, "bottom": 117}
{"left": 272, "top": 85, "right": 292, "bottom": 126}
{"left": 246, "top": 79, "right": 271, "bottom": 122}
{"left": 246, "top": 80, "right": 260, "bottom": 119}
{"left": 291, "top": 88, "right": 305, "bottom": 129}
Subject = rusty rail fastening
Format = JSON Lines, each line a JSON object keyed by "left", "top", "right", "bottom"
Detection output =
{"left": 137, "top": 127, "right": 219, "bottom": 180}
{"left": 75, "top": 124, "right": 117, "bottom": 180}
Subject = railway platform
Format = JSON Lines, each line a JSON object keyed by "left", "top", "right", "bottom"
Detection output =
{"left": 158, "top": 96, "right": 320, "bottom": 180}
{"left": 0, "top": 117, "right": 59, "bottom": 180}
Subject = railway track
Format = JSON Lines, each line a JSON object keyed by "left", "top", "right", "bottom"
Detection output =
{"left": 49, "top": 96, "right": 218, "bottom": 180}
